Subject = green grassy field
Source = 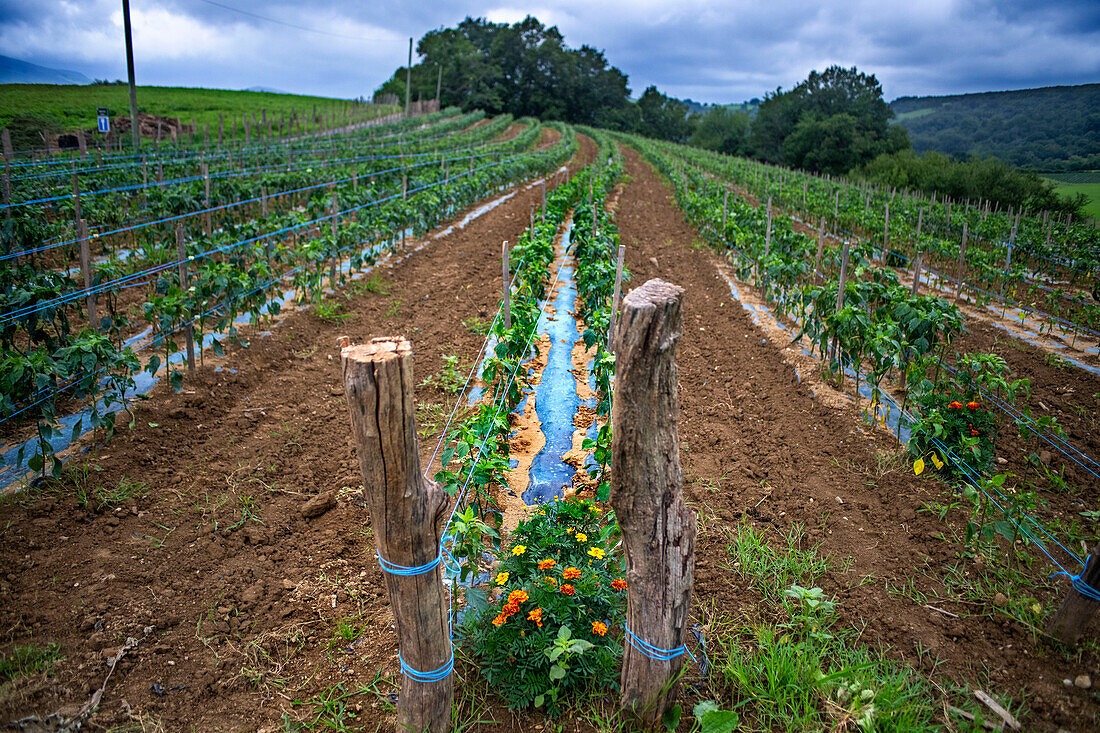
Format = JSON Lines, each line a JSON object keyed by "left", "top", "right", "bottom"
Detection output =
{"left": 1044, "top": 171, "right": 1100, "bottom": 221}
{"left": 0, "top": 84, "right": 398, "bottom": 149}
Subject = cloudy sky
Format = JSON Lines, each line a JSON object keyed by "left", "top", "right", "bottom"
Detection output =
{"left": 2, "top": 0, "right": 1098, "bottom": 103}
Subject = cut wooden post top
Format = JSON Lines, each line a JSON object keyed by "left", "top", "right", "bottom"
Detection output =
{"left": 623, "top": 278, "right": 684, "bottom": 310}
{"left": 341, "top": 336, "right": 412, "bottom": 364}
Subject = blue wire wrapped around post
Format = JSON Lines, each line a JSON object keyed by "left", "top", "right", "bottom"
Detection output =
{"left": 342, "top": 337, "right": 453, "bottom": 732}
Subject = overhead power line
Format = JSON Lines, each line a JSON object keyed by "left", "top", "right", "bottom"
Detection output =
{"left": 194, "top": 0, "right": 402, "bottom": 43}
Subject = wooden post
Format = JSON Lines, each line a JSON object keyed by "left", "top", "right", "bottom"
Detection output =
{"left": 1046, "top": 543, "right": 1100, "bottom": 646}
{"left": 610, "top": 279, "right": 695, "bottom": 730}
{"left": 176, "top": 225, "right": 195, "bottom": 374}
{"left": 911, "top": 250, "right": 923, "bottom": 296}
{"left": 607, "top": 245, "right": 626, "bottom": 351}
{"left": 764, "top": 197, "right": 772, "bottom": 258}
{"left": 722, "top": 189, "right": 728, "bottom": 232}
{"left": 203, "top": 164, "right": 211, "bottom": 232}
{"left": 883, "top": 201, "right": 890, "bottom": 262}
{"left": 2, "top": 157, "right": 10, "bottom": 218}
{"left": 329, "top": 189, "right": 340, "bottom": 285}
{"left": 830, "top": 239, "right": 851, "bottom": 362}
{"left": 502, "top": 241, "right": 511, "bottom": 330}
{"left": 955, "top": 222, "right": 968, "bottom": 299}
{"left": 77, "top": 129, "right": 87, "bottom": 155}
{"left": 72, "top": 172, "right": 81, "bottom": 223}
{"left": 341, "top": 338, "right": 453, "bottom": 733}
{"left": 78, "top": 219, "right": 96, "bottom": 328}
{"left": 813, "top": 216, "right": 825, "bottom": 275}
{"left": 833, "top": 189, "right": 839, "bottom": 230}
{"left": 1004, "top": 226, "right": 1016, "bottom": 271}
{"left": 218, "top": 114, "right": 224, "bottom": 150}
{"left": 2, "top": 128, "right": 12, "bottom": 159}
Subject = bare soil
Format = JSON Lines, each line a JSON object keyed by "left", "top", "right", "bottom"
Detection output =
{"left": 1, "top": 136, "right": 1097, "bottom": 732}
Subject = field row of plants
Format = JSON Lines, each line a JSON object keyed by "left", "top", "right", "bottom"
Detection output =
{"left": 2, "top": 109, "right": 514, "bottom": 264}
{"left": 656, "top": 143, "right": 1100, "bottom": 341}
{"left": 416, "top": 131, "right": 640, "bottom": 714}
{"left": 620, "top": 133, "right": 1093, "bottom": 578}
{"left": 1, "top": 116, "right": 574, "bottom": 482}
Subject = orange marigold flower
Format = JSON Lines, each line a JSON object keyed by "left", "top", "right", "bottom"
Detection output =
{"left": 970, "top": 428, "right": 979, "bottom": 436}
{"left": 492, "top": 614, "right": 506, "bottom": 626}
{"left": 591, "top": 621, "right": 608, "bottom": 636}
{"left": 527, "top": 607, "right": 543, "bottom": 628}
{"left": 538, "top": 559, "right": 557, "bottom": 570}
{"left": 966, "top": 401, "right": 980, "bottom": 410}
{"left": 948, "top": 401, "right": 964, "bottom": 409}
{"left": 611, "top": 578, "right": 628, "bottom": 591}
{"left": 544, "top": 577, "right": 557, "bottom": 585}
{"left": 561, "top": 584, "right": 575, "bottom": 595}
{"left": 507, "top": 589, "right": 529, "bottom": 605}
{"left": 502, "top": 602, "right": 520, "bottom": 617}
{"left": 563, "top": 567, "right": 581, "bottom": 580}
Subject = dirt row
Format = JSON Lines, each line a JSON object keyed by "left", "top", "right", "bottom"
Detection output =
{"left": 0, "top": 136, "right": 596, "bottom": 731}
{"left": 1, "top": 135, "right": 1097, "bottom": 732}
{"left": 614, "top": 145, "right": 1098, "bottom": 731}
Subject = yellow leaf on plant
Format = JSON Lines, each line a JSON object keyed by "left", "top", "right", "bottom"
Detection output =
{"left": 930, "top": 453, "right": 944, "bottom": 470}
{"left": 914, "top": 458, "right": 925, "bottom": 476}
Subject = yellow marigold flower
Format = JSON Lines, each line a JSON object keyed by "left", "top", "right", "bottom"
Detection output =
{"left": 512, "top": 545, "right": 527, "bottom": 556}
{"left": 495, "top": 572, "right": 510, "bottom": 585}
{"left": 575, "top": 533, "right": 588, "bottom": 543}
{"left": 563, "top": 567, "right": 581, "bottom": 580}
{"left": 492, "top": 614, "right": 506, "bottom": 626}
{"left": 590, "top": 505, "right": 600, "bottom": 513}
{"left": 588, "top": 546, "right": 605, "bottom": 559}
{"left": 566, "top": 527, "right": 575, "bottom": 534}
{"left": 591, "top": 621, "right": 608, "bottom": 636}
{"left": 537, "top": 559, "right": 557, "bottom": 570}
{"left": 507, "top": 589, "right": 529, "bottom": 605}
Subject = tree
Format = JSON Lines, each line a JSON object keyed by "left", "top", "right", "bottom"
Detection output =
{"left": 636, "top": 86, "right": 694, "bottom": 143}
{"left": 689, "top": 107, "right": 751, "bottom": 156}
{"left": 750, "top": 66, "right": 906, "bottom": 173}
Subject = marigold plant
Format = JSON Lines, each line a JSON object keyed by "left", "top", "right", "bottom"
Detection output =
{"left": 461, "top": 497, "right": 624, "bottom": 714}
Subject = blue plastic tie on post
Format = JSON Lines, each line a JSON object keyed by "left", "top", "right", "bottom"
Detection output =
{"left": 398, "top": 650, "right": 454, "bottom": 682}
{"left": 1054, "top": 554, "right": 1100, "bottom": 603}
{"left": 377, "top": 551, "right": 442, "bottom": 576}
{"left": 624, "top": 625, "right": 697, "bottom": 663}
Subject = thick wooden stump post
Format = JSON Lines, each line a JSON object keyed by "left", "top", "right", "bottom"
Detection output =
{"left": 610, "top": 279, "right": 696, "bottom": 729}
{"left": 341, "top": 338, "right": 453, "bottom": 733}
{"left": 1046, "top": 543, "right": 1100, "bottom": 646}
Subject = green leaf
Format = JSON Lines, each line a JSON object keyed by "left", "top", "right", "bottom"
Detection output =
{"left": 549, "top": 664, "right": 566, "bottom": 681}
{"left": 465, "top": 587, "right": 489, "bottom": 614}
{"left": 662, "top": 704, "right": 682, "bottom": 732}
{"left": 700, "top": 710, "right": 740, "bottom": 733}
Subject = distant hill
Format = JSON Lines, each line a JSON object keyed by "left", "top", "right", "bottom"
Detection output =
{"left": 890, "top": 83, "right": 1100, "bottom": 172}
{"left": 0, "top": 55, "right": 89, "bottom": 85}
{"left": 244, "top": 86, "right": 288, "bottom": 94}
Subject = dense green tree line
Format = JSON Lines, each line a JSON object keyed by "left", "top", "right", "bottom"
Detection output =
{"left": 377, "top": 18, "right": 1088, "bottom": 217}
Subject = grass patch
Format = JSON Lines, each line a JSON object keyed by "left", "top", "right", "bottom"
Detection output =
{"left": 0, "top": 643, "right": 63, "bottom": 683}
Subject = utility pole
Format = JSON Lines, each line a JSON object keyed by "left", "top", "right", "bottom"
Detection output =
{"left": 122, "top": 0, "right": 140, "bottom": 149}
{"left": 405, "top": 37, "right": 412, "bottom": 117}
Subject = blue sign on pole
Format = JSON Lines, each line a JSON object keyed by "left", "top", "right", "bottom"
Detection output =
{"left": 96, "top": 107, "right": 110, "bottom": 133}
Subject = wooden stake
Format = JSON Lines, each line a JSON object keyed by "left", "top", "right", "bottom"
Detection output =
{"left": 610, "top": 279, "right": 695, "bottom": 730}
{"left": 2, "top": 157, "right": 10, "bottom": 218}
{"left": 813, "top": 217, "right": 825, "bottom": 275}
{"left": 764, "top": 197, "right": 772, "bottom": 259}
{"left": 1046, "top": 543, "right": 1100, "bottom": 646}
{"left": 911, "top": 250, "right": 923, "bottom": 296}
{"left": 502, "top": 241, "right": 511, "bottom": 330}
{"left": 955, "top": 222, "right": 968, "bottom": 300}
{"left": 78, "top": 219, "right": 96, "bottom": 328}
{"left": 722, "top": 189, "right": 728, "bottom": 232}
{"left": 1, "top": 128, "right": 12, "bottom": 159}
{"left": 176, "top": 225, "right": 195, "bottom": 374}
{"left": 340, "top": 338, "right": 453, "bottom": 733}
{"left": 883, "top": 201, "right": 890, "bottom": 262}
{"left": 830, "top": 239, "right": 851, "bottom": 362}
{"left": 203, "top": 164, "right": 211, "bottom": 233}
{"left": 72, "top": 172, "right": 81, "bottom": 223}
{"left": 607, "top": 245, "right": 626, "bottom": 351}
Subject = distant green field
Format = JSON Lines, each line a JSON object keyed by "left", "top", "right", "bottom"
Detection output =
{"left": 0, "top": 84, "right": 398, "bottom": 149}
{"left": 1042, "top": 171, "right": 1100, "bottom": 221}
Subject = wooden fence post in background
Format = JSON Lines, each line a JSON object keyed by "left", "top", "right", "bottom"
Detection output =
{"left": 606, "top": 245, "right": 626, "bottom": 351}
{"left": 955, "top": 222, "right": 968, "bottom": 300}
{"left": 829, "top": 239, "right": 851, "bottom": 363}
{"left": 722, "top": 189, "right": 728, "bottom": 233}
{"left": 330, "top": 189, "right": 339, "bottom": 286}
{"left": 176, "top": 225, "right": 195, "bottom": 374}
{"left": 341, "top": 338, "right": 453, "bottom": 733}
{"left": 611, "top": 279, "right": 696, "bottom": 730}
{"left": 502, "top": 241, "right": 511, "bottom": 330}
{"left": 882, "top": 201, "right": 890, "bottom": 262}
{"left": 813, "top": 217, "right": 825, "bottom": 275}
{"left": 1046, "top": 543, "right": 1100, "bottom": 646}
{"left": 764, "top": 196, "right": 773, "bottom": 258}
{"left": 78, "top": 219, "right": 96, "bottom": 329}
